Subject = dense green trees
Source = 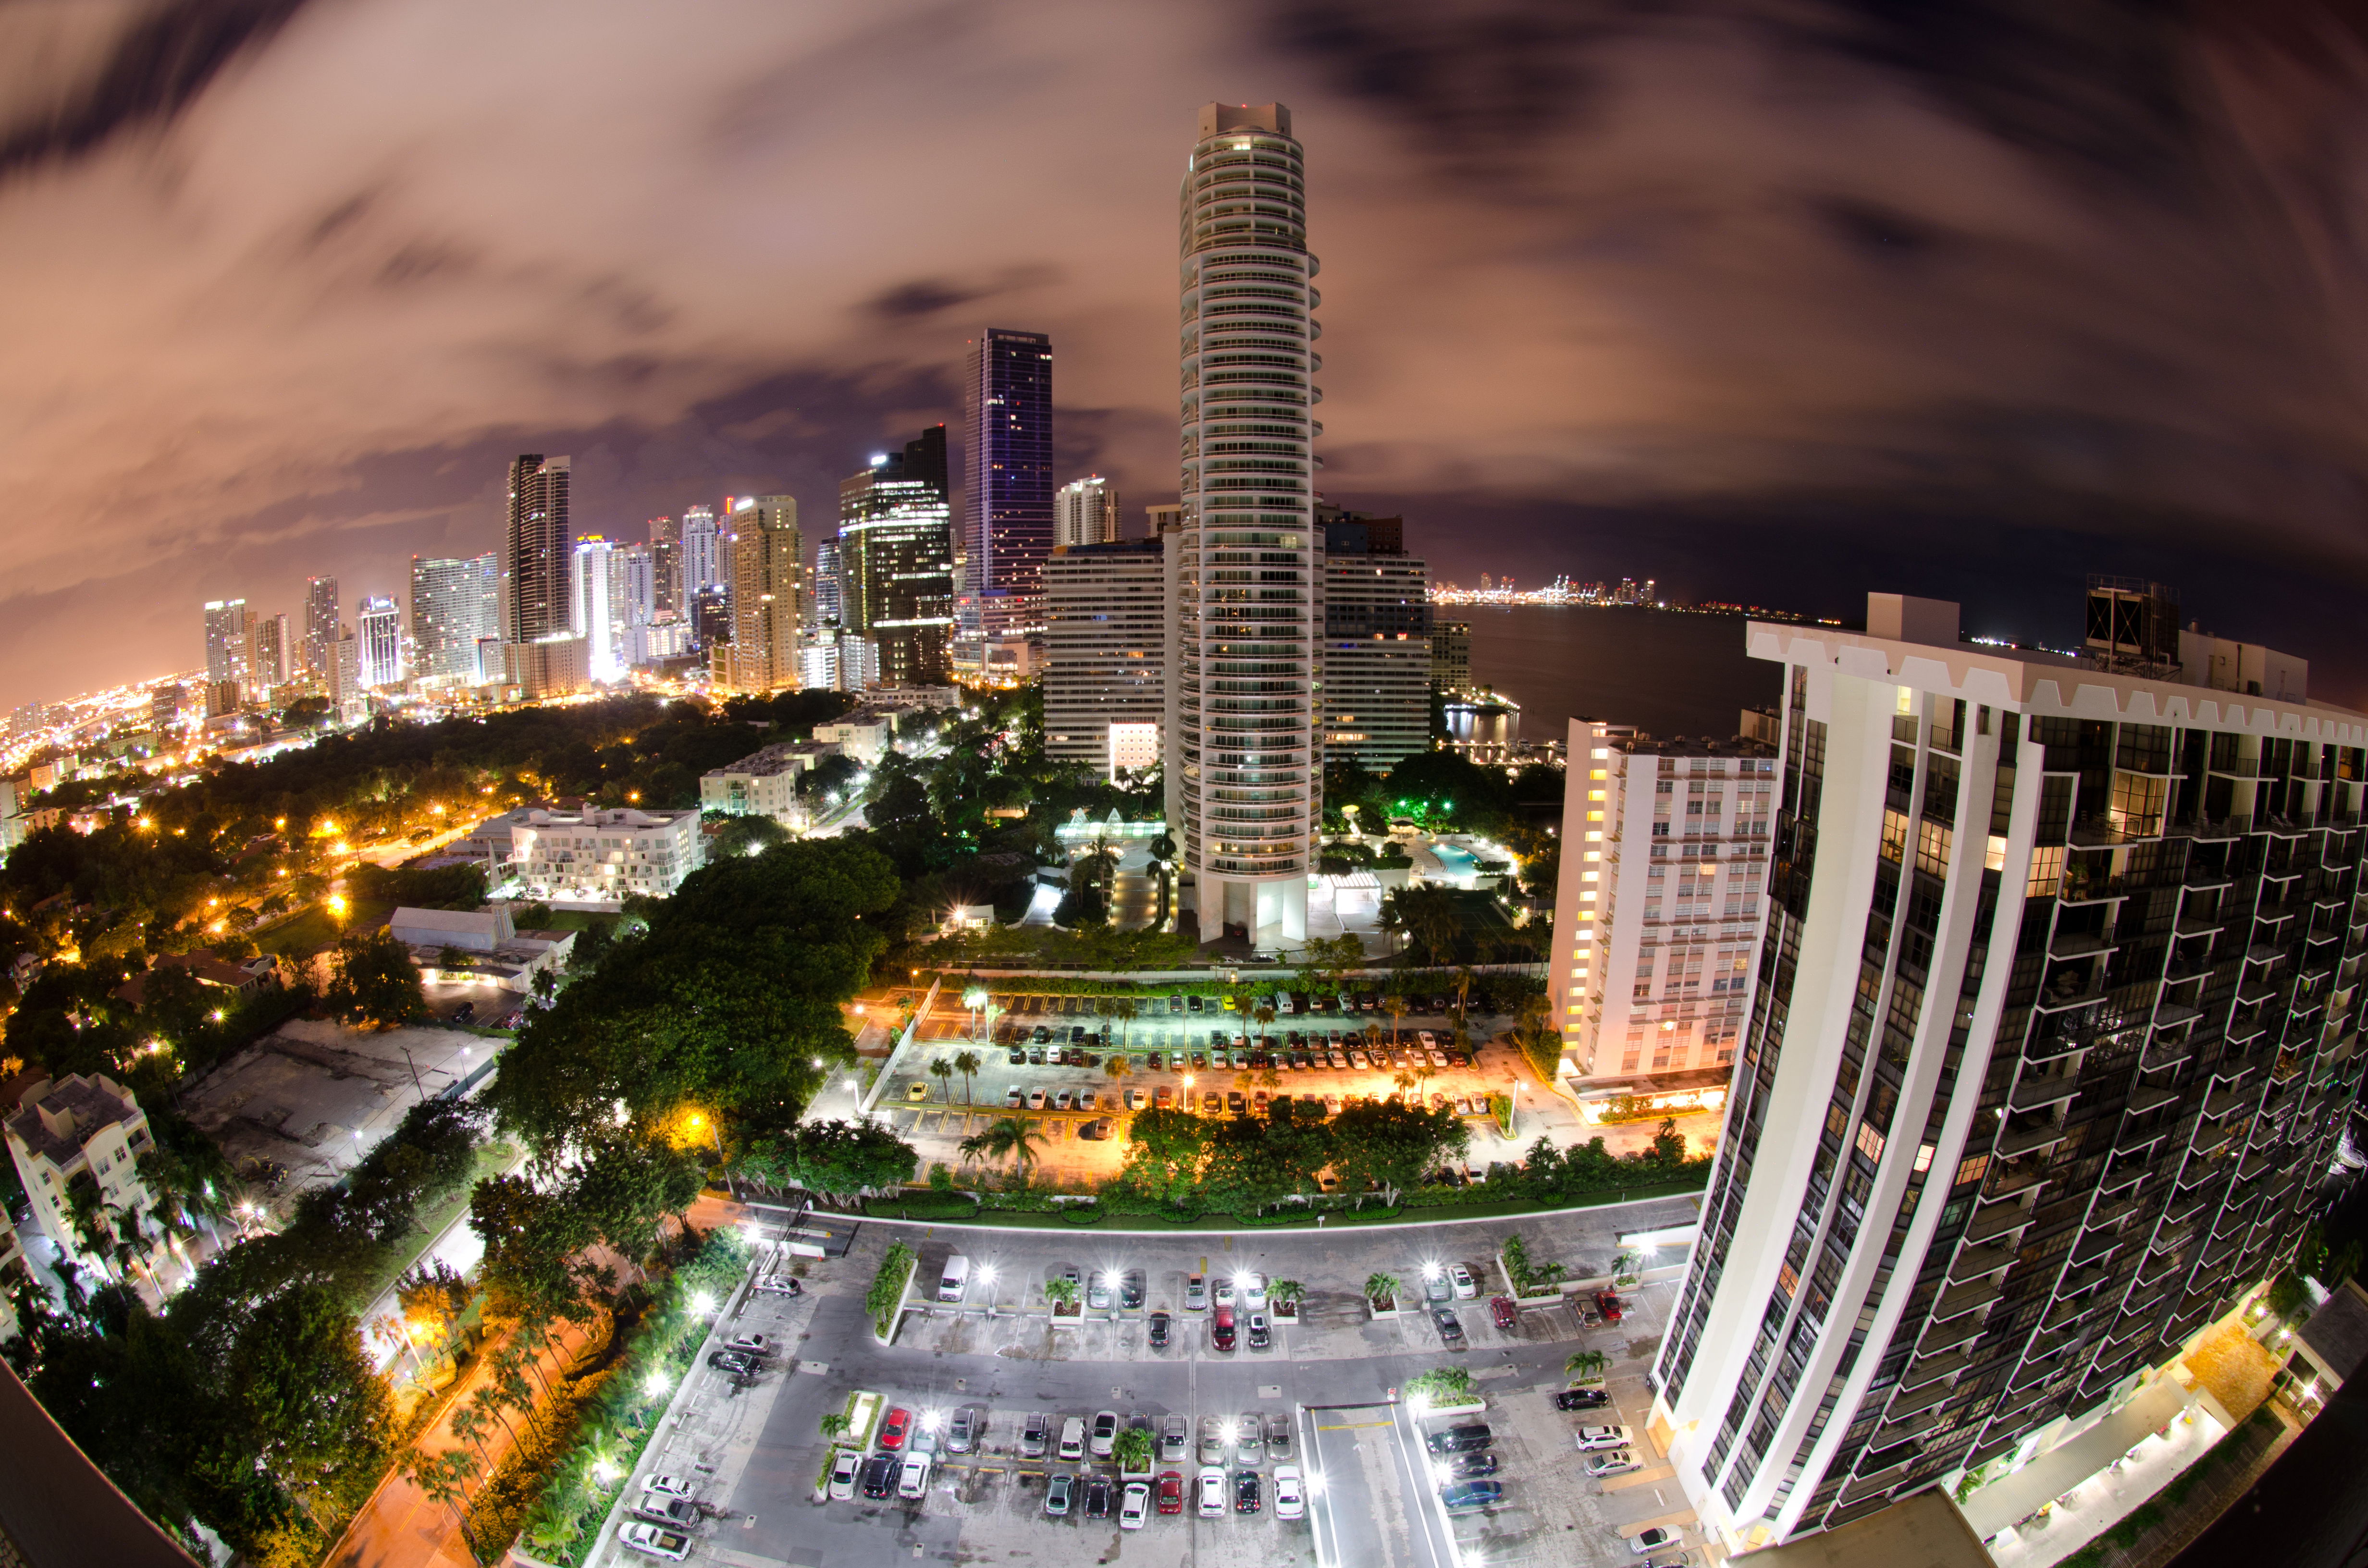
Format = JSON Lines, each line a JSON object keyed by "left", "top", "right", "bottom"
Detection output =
{"left": 484, "top": 836, "right": 896, "bottom": 1153}
{"left": 1329, "top": 1100, "right": 1470, "bottom": 1206}
{"left": 321, "top": 928, "right": 426, "bottom": 1028}
{"left": 740, "top": 1119, "right": 918, "bottom": 1202}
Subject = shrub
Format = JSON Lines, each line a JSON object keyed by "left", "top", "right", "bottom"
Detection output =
{"left": 866, "top": 1243, "right": 917, "bottom": 1337}
{"left": 1405, "top": 1366, "right": 1476, "bottom": 1406}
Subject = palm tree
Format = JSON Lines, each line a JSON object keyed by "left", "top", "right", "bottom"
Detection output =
{"left": 1382, "top": 994, "right": 1409, "bottom": 1048}
{"left": 1364, "top": 1271, "right": 1402, "bottom": 1308}
{"left": 1566, "top": 1348, "right": 1608, "bottom": 1384}
{"left": 930, "top": 1058, "right": 956, "bottom": 1102}
{"left": 1452, "top": 966, "right": 1477, "bottom": 1023}
{"left": 951, "top": 1049, "right": 981, "bottom": 1105}
{"left": 1103, "top": 1053, "right": 1134, "bottom": 1096}
{"left": 960, "top": 1116, "right": 1045, "bottom": 1176}
{"left": 1109, "top": 997, "right": 1137, "bottom": 1052}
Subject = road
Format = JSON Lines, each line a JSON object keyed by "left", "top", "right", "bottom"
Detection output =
{"left": 587, "top": 1199, "right": 1709, "bottom": 1568}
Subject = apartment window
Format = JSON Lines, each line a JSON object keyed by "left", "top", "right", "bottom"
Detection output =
{"left": 2025, "top": 845, "right": 2064, "bottom": 898}
{"left": 1880, "top": 810, "right": 1909, "bottom": 863}
{"left": 1914, "top": 821, "right": 1952, "bottom": 877}
{"left": 1854, "top": 1120, "right": 1887, "bottom": 1163}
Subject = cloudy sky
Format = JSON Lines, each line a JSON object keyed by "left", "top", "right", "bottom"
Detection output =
{"left": 3, "top": 0, "right": 2368, "bottom": 710}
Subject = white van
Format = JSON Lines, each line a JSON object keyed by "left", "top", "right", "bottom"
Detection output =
{"left": 1058, "top": 1416, "right": 1087, "bottom": 1462}
{"left": 939, "top": 1255, "right": 972, "bottom": 1304}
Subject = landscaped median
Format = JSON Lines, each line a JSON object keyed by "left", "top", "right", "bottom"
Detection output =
{"left": 861, "top": 1173, "right": 1710, "bottom": 1232}
{"left": 481, "top": 1229, "right": 750, "bottom": 1566}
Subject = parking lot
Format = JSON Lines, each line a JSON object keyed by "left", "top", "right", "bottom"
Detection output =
{"left": 591, "top": 1201, "right": 1708, "bottom": 1568}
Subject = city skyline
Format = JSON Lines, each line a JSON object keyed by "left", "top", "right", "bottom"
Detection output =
{"left": 6, "top": 5, "right": 2368, "bottom": 709}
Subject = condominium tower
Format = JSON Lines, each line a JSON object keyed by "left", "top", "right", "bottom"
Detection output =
{"left": 840, "top": 428, "right": 955, "bottom": 686}
{"left": 202, "top": 600, "right": 251, "bottom": 688}
{"left": 962, "top": 329, "right": 1054, "bottom": 640}
{"left": 1652, "top": 592, "right": 2368, "bottom": 1548}
{"left": 410, "top": 553, "right": 499, "bottom": 682}
{"left": 1547, "top": 723, "right": 1777, "bottom": 1087}
{"left": 1054, "top": 476, "right": 1120, "bottom": 549}
{"left": 504, "top": 454, "right": 572, "bottom": 642}
{"left": 1045, "top": 538, "right": 1166, "bottom": 779}
{"left": 718, "top": 497, "right": 802, "bottom": 693}
{"left": 356, "top": 596, "right": 402, "bottom": 688}
{"left": 303, "top": 576, "right": 340, "bottom": 676}
{"left": 1319, "top": 510, "right": 1431, "bottom": 771}
{"left": 1169, "top": 102, "right": 1321, "bottom": 947}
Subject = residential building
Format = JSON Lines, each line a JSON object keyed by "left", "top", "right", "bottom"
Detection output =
{"left": 620, "top": 544, "right": 655, "bottom": 633}
{"left": 1169, "top": 101, "right": 1321, "bottom": 948}
{"left": 357, "top": 596, "right": 402, "bottom": 688}
{"left": 717, "top": 496, "right": 802, "bottom": 693}
{"left": 962, "top": 329, "right": 1053, "bottom": 642}
{"left": 248, "top": 612, "right": 291, "bottom": 694}
{"left": 327, "top": 625, "right": 364, "bottom": 713}
{"left": 649, "top": 514, "right": 680, "bottom": 618}
{"left": 1431, "top": 620, "right": 1472, "bottom": 692}
{"left": 1320, "top": 511, "right": 1431, "bottom": 771}
{"left": 202, "top": 599, "right": 251, "bottom": 692}
{"left": 700, "top": 741, "right": 842, "bottom": 825}
{"left": 800, "top": 627, "right": 879, "bottom": 693}
{"left": 572, "top": 535, "right": 617, "bottom": 679}
{"left": 4, "top": 1075, "right": 155, "bottom": 1275}
{"left": 680, "top": 504, "right": 721, "bottom": 606}
{"left": 391, "top": 905, "right": 573, "bottom": 993}
{"left": 840, "top": 428, "right": 955, "bottom": 686}
{"left": 504, "top": 454, "right": 571, "bottom": 641}
{"left": 812, "top": 537, "right": 845, "bottom": 626}
{"left": 148, "top": 683, "right": 182, "bottom": 733}
{"left": 410, "top": 554, "right": 498, "bottom": 682}
{"left": 1650, "top": 591, "right": 2368, "bottom": 1548}
{"left": 497, "top": 635, "right": 587, "bottom": 700}
{"left": 1045, "top": 538, "right": 1165, "bottom": 779}
{"left": 303, "top": 575, "right": 339, "bottom": 676}
{"left": 1054, "top": 476, "right": 1120, "bottom": 549}
{"left": 508, "top": 807, "right": 703, "bottom": 902}
{"left": 1146, "top": 502, "right": 1184, "bottom": 537}
{"left": 1547, "top": 723, "right": 1778, "bottom": 1088}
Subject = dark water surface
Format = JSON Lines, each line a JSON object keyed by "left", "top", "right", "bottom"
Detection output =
{"left": 1454, "top": 606, "right": 1782, "bottom": 743}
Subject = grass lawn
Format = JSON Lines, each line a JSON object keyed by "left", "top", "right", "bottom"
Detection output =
{"left": 255, "top": 897, "right": 396, "bottom": 957}
{"left": 536, "top": 910, "right": 622, "bottom": 934}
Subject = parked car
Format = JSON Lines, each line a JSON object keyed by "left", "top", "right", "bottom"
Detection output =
{"left": 1044, "top": 1473, "right": 1074, "bottom": 1517}
{"left": 1121, "top": 1269, "right": 1147, "bottom": 1310}
{"left": 1234, "top": 1418, "right": 1263, "bottom": 1466}
{"left": 1629, "top": 1527, "right": 1678, "bottom": 1554}
{"left": 631, "top": 1495, "right": 698, "bottom": 1529}
{"left": 1596, "top": 1289, "right": 1625, "bottom": 1324}
{"left": 1186, "top": 1274, "right": 1208, "bottom": 1311}
{"left": 1149, "top": 1310, "right": 1171, "bottom": 1349}
{"left": 1091, "top": 1410, "right": 1120, "bottom": 1458}
{"left": 1085, "top": 1475, "right": 1113, "bottom": 1519}
{"left": 1160, "top": 1414, "right": 1189, "bottom": 1464}
{"left": 1058, "top": 1415, "right": 1086, "bottom": 1461}
{"left": 1434, "top": 1308, "right": 1466, "bottom": 1346}
{"left": 1247, "top": 1313, "right": 1272, "bottom": 1350}
{"left": 643, "top": 1474, "right": 697, "bottom": 1499}
{"left": 1441, "top": 1480, "right": 1504, "bottom": 1511}
{"left": 707, "top": 1349, "right": 757, "bottom": 1376}
{"left": 861, "top": 1453, "right": 898, "bottom": 1499}
{"left": 1445, "top": 1451, "right": 1500, "bottom": 1479}
{"left": 1021, "top": 1412, "right": 1049, "bottom": 1459}
{"left": 1423, "top": 1268, "right": 1452, "bottom": 1303}
{"left": 1587, "top": 1449, "right": 1643, "bottom": 1478}
{"left": 1087, "top": 1272, "right": 1114, "bottom": 1311}
{"left": 828, "top": 1450, "right": 861, "bottom": 1500}
{"left": 1556, "top": 1388, "right": 1612, "bottom": 1411}
{"left": 1447, "top": 1263, "right": 1477, "bottom": 1299}
{"left": 1266, "top": 1412, "right": 1293, "bottom": 1461}
{"left": 1197, "top": 1466, "right": 1227, "bottom": 1517}
{"left": 1120, "top": 1480, "right": 1150, "bottom": 1530}
{"left": 877, "top": 1407, "right": 912, "bottom": 1450}
{"left": 1426, "top": 1424, "right": 1493, "bottom": 1454}
{"left": 1199, "top": 1415, "right": 1229, "bottom": 1465}
{"left": 947, "top": 1406, "right": 978, "bottom": 1454}
{"left": 898, "top": 1453, "right": 931, "bottom": 1501}
{"left": 1272, "top": 1464, "right": 1305, "bottom": 1519}
{"left": 1490, "top": 1296, "right": 1518, "bottom": 1331}
{"left": 1158, "top": 1470, "right": 1185, "bottom": 1514}
{"left": 1575, "top": 1425, "right": 1634, "bottom": 1451}
{"left": 618, "top": 1522, "right": 692, "bottom": 1561}
{"left": 1212, "top": 1306, "right": 1237, "bottom": 1351}
{"left": 725, "top": 1333, "right": 771, "bottom": 1356}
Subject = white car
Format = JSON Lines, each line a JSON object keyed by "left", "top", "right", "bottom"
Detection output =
{"left": 1273, "top": 1465, "right": 1305, "bottom": 1520}
{"left": 618, "top": 1521, "right": 692, "bottom": 1561}
{"left": 1213, "top": 1277, "right": 1237, "bottom": 1307}
{"left": 1091, "top": 1409, "right": 1120, "bottom": 1458}
{"left": 827, "top": 1450, "right": 860, "bottom": 1500}
{"left": 1586, "top": 1449, "right": 1642, "bottom": 1478}
{"left": 1576, "top": 1425, "right": 1635, "bottom": 1451}
{"left": 1197, "top": 1466, "right": 1228, "bottom": 1518}
{"left": 1418, "top": 1030, "right": 1437, "bottom": 1048}
{"left": 642, "top": 1473, "right": 697, "bottom": 1499}
{"left": 1242, "top": 1272, "right": 1269, "bottom": 1310}
{"left": 1120, "top": 1480, "right": 1150, "bottom": 1530}
{"left": 1448, "top": 1264, "right": 1477, "bottom": 1300}
{"left": 1186, "top": 1274, "right": 1209, "bottom": 1311}
{"left": 1630, "top": 1526, "right": 1679, "bottom": 1554}
{"left": 898, "top": 1452, "right": 932, "bottom": 1501}
{"left": 725, "top": 1333, "right": 772, "bottom": 1356}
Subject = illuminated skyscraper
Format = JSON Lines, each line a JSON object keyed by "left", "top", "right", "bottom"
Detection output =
{"left": 303, "top": 576, "right": 339, "bottom": 676}
{"left": 1054, "top": 476, "right": 1120, "bottom": 549}
{"left": 357, "top": 596, "right": 402, "bottom": 688}
{"left": 1169, "top": 102, "right": 1320, "bottom": 947}
{"left": 962, "top": 329, "right": 1053, "bottom": 640}
{"left": 719, "top": 497, "right": 802, "bottom": 693}
{"left": 203, "top": 599, "right": 253, "bottom": 691}
{"left": 411, "top": 554, "right": 498, "bottom": 682}
{"left": 841, "top": 428, "right": 954, "bottom": 686}
{"left": 573, "top": 537, "right": 621, "bottom": 681}
{"left": 504, "top": 454, "right": 571, "bottom": 643}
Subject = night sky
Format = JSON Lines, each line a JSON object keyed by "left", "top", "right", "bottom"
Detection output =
{"left": 3, "top": 0, "right": 2367, "bottom": 710}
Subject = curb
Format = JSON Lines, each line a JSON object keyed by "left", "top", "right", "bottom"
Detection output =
{"left": 839, "top": 1188, "right": 1703, "bottom": 1238}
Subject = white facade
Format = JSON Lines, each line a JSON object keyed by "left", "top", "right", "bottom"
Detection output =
{"left": 4, "top": 1075, "right": 155, "bottom": 1275}
{"left": 1054, "top": 475, "right": 1120, "bottom": 548}
{"left": 700, "top": 741, "right": 840, "bottom": 824}
{"left": 1169, "top": 102, "right": 1321, "bottom": 949}
{"left": 1046, "top": 539, "right": 1164, "bottom": 776}
{"left": 1653, "top": 596, "right": 2368, "bottom": 1548}
{"left": 509, "top": 807, "right": 703, "bottom": 901}
{"left": 573, "top": 537, "right": 622, "bottom": 681}
{"left": 1549, "top": 723, "right": 1778, "bottom": 1085}
{"left": 680, "top": 505, "right": 722, "bottom": 600}
{"left": 358, "top": 595, "right": 402, "bottom": 688}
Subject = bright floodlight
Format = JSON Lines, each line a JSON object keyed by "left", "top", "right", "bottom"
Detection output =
{"left": 1422, "top": 1262, "right": 1441, "bottom": 1278}
{"left": 1220, "top": 1420, "right": 1237, "bottom": 1442}
{"left": 690, "top": 1290, "right": 716, "bottom": 1315}
{"left": 644, "top": 1370, "right": 670, "bottom": 1396}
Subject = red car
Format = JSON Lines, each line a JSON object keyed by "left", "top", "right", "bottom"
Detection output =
{"left": 879, "top": 1407, "right": 912, "bottom": 1451}
{"left": 1596, "top": 1290, "right": 1624, "bottom": 1324}
{"left": 1157, "top": 1471, "right": 1184, "bottom": 1515}
{"left": 1489, "top": 1296, "right": 1517, "bottom": 1331}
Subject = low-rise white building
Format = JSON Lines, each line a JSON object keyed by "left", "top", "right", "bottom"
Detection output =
{"left": 394, "top": 904, "right": 576, "bottom": 992}
{"left": 699, "top": 741, "right": 842, "bottom": 824}
{"left": 4, "top": 1075, "right": 155, "bottom": 1274}
{"left": 1549, "top": 722, "right": 1778, "bottom": 1086}
{"left": 509, "top": 807, "right": 703, "bottom": 903}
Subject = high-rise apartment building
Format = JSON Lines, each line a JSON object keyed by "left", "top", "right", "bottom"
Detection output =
{"left": 718, "top": 496, "right": 802, "bottom": 693}
{"left": 202, "top": 600, "right": 252, "bottom": 690}
{"left": 412, "top": 554, "right": 499, "bottom": 682}
{"left": 1431, "top": 620, "right": 1472, "bottom": 693}
{"left": 248, "top": 612, "right": 291, "bottom": 695}
{"left": 620, "top": 545, "right": 655, "bottom": 633}
{"left": 962, "top": 329, "right": 1054, "bottom": 641}
{"left": 357, "top": 596, "right": 402, "bottom": 688}
{"left": 1547, "top": 723, "right": 1778, "bottom": 1088}
{"left": 303, "top": 576, "right": 339, "bottom": 675}
{"left": 812, "top": 538, "right": 845, "bottom": 627}
{"left": 1045, "top": 538, "right": 1166, "bottom": 779}
{"left": 1652, "top": 592, "right": 2368, "bottom": 1548}
{"left": 840, "top": 429, "right": 955, "bottom": 687}
{"left": 649, "top": 515, "right": 680, "bottom": 618}
{"left": 573, "top": 537, "right": 621, "bottom": 681}
{"left": 1168, "top": 102, "right": 1321, "bottom": 948}
{"left": 328, "top": 625, "right": 363, "bottom": 712}
{"left": 1320, "top": 511, "right": 1430, "bottom": 771}
{"left": 680, "top": 505, "right": 721, "bottom": 605}
{"left": 1054, "top": 476, "right": 1120, "bottom": 549}
{"left": 504, "top": 454, "right": 572, "bottom": 642}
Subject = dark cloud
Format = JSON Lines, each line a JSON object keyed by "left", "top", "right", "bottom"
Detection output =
{"left": 2, "top": 0, "right": 2368, "bottom": 709}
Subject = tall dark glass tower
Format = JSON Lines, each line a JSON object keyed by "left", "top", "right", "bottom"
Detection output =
{"left": 841, "top": 426, "right": 955, "bottom": 685}
{"left": 505, "top": 453, "right": 572, "bottom": 642}
{"left": 962, "top": 328, "right": 1053, "bottom": 639}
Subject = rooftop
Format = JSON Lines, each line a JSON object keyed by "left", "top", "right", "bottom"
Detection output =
{"left": 6, "top": 1074, "right": 143, "bottom": 1168}
{"left": 1732, "top": 1490, "right": 1992, "bottom": 1568}
{"left": 2296, "top": 1278, "right": 2368, "bottom": 1384}
{"left": 703, "top": 741, "right": 840, "bottom": 779}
